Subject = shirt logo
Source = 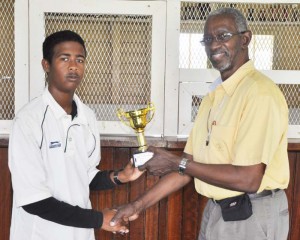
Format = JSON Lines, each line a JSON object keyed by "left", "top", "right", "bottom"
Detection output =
{"left": 49, "top": 141, "right": 62, "bottom": 149}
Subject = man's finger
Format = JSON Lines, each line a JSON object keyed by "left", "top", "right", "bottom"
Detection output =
{"left": 138, "top": 164, "right": 147, "bottom": 171}
{"left": 128, "top": 214, "right": 139, "bottom": 221}
{"left": 110, "top": 212, "right": 122, "bottom": 226}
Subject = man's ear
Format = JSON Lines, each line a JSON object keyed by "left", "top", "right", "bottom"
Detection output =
{"left": 41, "top": 59, "right": 50, "bottom": 73}
{"left": 241, "top": 31, "right": 252, "bottom": 49}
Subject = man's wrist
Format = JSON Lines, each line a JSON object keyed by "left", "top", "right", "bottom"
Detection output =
{"left": 133, "top": 199, "right": 145, "bottom": 214}
{"left": 112, "top": 169, "right": 125, "bottom": 185}
{"left": 178, "top": 158, "right": 189, "bottom": 175}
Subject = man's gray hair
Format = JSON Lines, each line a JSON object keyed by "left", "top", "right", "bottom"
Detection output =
{"left": 207, "top": 8, "right": 248, "bottom": 32}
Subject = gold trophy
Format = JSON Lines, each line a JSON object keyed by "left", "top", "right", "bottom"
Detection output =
{"left": 117, "top": 102, "right": 155, "bottom": 167}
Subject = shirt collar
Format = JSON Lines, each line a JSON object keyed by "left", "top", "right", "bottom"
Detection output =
{"left": 43, "top": 88, "right": 88, "bottom": 125}
{"left": 209, "top": 60, "right": 255, "bottom": 97}
{"left": 208, "top": 76, "right": 222, "bottom": 92}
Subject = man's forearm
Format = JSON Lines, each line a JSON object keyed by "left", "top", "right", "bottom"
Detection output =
{"left": 89, "top": 170, "right": 116, "bottom": 190}
{"left": 133, "top": 172, "right": 191, "bottom": 211}
{"left": 185, "top": 161, "right": 265, "bottom": 193}
{"left": 23, "top": 197, "right": 103, "bottom": 228}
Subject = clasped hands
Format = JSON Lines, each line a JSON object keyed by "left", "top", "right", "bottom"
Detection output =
{"left": 108, "top": 201, "right": 142, "bottom": 234}
{"left": 106, "top": 146, "right": 182, "bottom": 232}
{"left": 101, "top": 203, "right": 140, "bottom": 234}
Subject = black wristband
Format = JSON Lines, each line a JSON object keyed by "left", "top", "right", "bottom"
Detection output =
{"left": 113, "top": 169, "right": 125, "bottom": 185}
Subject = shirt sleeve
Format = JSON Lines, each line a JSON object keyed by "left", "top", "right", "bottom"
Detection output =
{"left": 9, "top": 116, "right": 52, "bottom": 207}
{"left": 22, "top": 197, "right": 103, "bottom": 228}
{"left": 233, "top": 84, "right": 288, "bottom": 166}
{"left": 89, "top": 170, "right": 116, "bottom": 191}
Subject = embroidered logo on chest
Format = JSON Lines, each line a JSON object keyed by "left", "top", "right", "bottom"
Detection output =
{"left": 49, "top": 141, "right": 62, "bottom": 148}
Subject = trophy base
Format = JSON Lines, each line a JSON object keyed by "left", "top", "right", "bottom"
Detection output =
{"left": 133, "top": 151, "right": 153, "bottom": 167}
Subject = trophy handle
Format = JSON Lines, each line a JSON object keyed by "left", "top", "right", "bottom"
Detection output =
{"left": 146, "top": 102, "right": 155, "bottom": 124}
{"left": 117, "top": 108, "right": 131, "bottom": 127}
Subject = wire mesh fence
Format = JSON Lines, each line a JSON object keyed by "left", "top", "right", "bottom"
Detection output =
{"left": 44, "top": 13, "right": 152, "bottom": 121}
{"left": 1, "top": 1, "right": 299, "bottom": 130}
{"left": 180, "top": 1, "right": 299, "bottom": 126}
{"left": 0, "top": 0, "right": 15, "bottom": 120}
{"left": 180, "top": 2, "right": 299, "bottom": 70}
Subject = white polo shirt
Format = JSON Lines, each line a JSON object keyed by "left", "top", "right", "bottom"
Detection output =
{"left": 9, "top": 89, "right": 101, "bottom": 240}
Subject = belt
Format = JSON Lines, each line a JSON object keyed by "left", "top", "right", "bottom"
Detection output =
{"left": 213, "top": 189, "right": 281, "bottom": 203}
{"left": 248, "top": 188, "right": 281, "bottom": 199}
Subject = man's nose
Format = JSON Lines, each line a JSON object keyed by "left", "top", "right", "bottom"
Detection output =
{"left": 69, "top": 60, "right": 78, "bottom": 71}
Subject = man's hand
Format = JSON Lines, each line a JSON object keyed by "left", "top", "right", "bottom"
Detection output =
{"left": 101, "top": 208, "right": 129, "bottom": 234}
{"left": 110, "top": 201, "right": 142, "bottom": 228}
{"left": 138, "top": 146, "right": 181, "bottom": 176}
{"left": 117, "top": 159, "right": 145, "bottom": 183}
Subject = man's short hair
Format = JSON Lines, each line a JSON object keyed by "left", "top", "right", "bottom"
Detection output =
{"left": 42, "top": 30, "right": 87, "bottom": 64}
{"left": 207, "top": 8, "right": 248, "bottom": 33}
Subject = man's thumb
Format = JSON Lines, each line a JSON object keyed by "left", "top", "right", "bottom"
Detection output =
{"left": 110, "top": 219, "right": 116, "bottom": 227}
{"left": 110, "top": 214, "right": 119, "bottom": 227}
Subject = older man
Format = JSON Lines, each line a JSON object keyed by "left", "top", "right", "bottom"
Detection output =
{"left": 111, "top": 8, "right": 289, "bottom": 240}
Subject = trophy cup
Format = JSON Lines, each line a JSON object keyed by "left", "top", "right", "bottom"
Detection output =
{"left": 117, "top": 102, "right": 155, "bottom": 167}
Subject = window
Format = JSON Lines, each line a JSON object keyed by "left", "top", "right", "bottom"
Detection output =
{"left": 249, "top": 35, "right": 274, "bottom": 70}
{"left": 179, "top": 33, "right": 274, "bottom": 70}
{"left": 179, "top": 33, "right": 207, "bottom": 68}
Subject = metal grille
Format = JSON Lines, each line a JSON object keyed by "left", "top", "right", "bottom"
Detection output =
{"left": 190, "top": 85, "right": 300, "bottom": 126}
{"left": 44, "top": 13, "right": 152, "bottom": 121}
{"left": 0, "top": 0, "right": 15, "bottom": 119}
{"left": 180, "top": 2, "right": 300, "bottom": 70}
{"left": 191, "top": 95, "right": 203, "bottom": 121}
{"left": 181, "top": 2, "right": 300, "bottom": 127}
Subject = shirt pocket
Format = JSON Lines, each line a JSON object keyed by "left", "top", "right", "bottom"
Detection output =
{"left": 208, "top": 125, "right": 236, "bottom": 163}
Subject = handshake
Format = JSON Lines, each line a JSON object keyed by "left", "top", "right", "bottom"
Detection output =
{"left": 101, "top": 146, "right": 182, "bottom": 234}
{"left": 101, "top": 201, "right": 142, "bottom": 235}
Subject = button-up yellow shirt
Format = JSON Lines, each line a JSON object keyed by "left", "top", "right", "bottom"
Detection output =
{"left": 184, "top": 60, "right": 290, "bottom": 200}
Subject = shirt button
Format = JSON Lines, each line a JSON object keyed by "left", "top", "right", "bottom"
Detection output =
{"left": 68, "top": 137, "right": 72, "bottom": 141}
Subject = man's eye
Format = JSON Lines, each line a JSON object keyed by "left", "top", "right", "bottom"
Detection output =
{"left": 77, "top": 59, "right": 85, "bottom": 63}
{"left": 218, "top": 33, "right": 231, "bottom": 41}
{"left": 203, "top": 37, "right": 212, "bottom": 42}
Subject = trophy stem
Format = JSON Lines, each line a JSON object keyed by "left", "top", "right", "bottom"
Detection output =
{"left": 136, "top": 131, "right": 147, "bottom": 152}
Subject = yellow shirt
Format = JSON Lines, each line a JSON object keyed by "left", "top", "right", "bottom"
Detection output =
{"left": 184, "top": 60, "right": 290, "bottom": 200}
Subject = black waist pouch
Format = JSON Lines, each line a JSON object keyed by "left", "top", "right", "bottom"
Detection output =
{"left": 216, "top": 193, "right": 253, "bottom": 222}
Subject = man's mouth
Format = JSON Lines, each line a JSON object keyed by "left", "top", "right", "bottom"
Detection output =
{"left": 210, "top": 51, "right": 226, "bottom": 61}
{"left": 66, "top": 74, "right": 79, "bottom": 81}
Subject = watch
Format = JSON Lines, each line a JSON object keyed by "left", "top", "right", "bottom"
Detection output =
{"left": 178, "top": 158, "right": 189, "bottom": 175}
{"left": 113, "top": 169, "right": 125, "bottom": 185}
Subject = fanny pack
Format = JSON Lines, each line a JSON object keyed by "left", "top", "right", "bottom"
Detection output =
{"left": 216, "top": 193, "right": 253, "bottom": 222}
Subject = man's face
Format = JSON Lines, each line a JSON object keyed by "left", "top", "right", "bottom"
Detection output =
{"left": 203, "top": 15, "right": 245, "bottom": 75}
{"left": 43, "top": 41, "right": 86, "bottom": 94}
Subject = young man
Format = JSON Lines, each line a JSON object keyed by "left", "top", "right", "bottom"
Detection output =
{"left": 111, "top": 8, "right": 290, "bottom": 239}
{"left": 9, "top": 30, "right": 143, "bottom": 240}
